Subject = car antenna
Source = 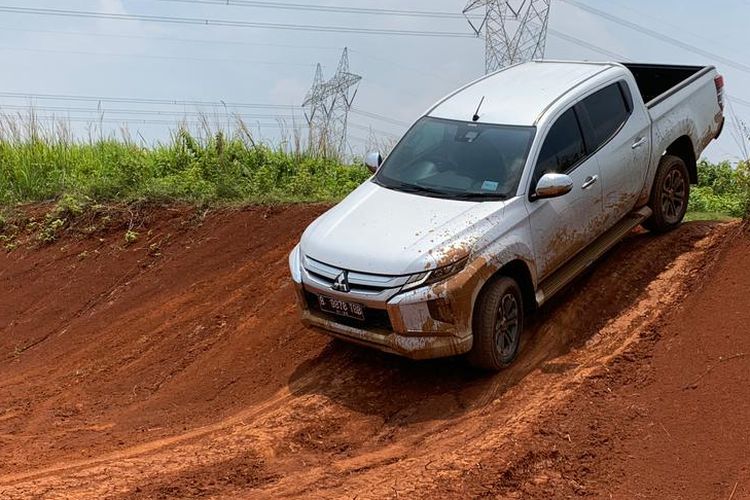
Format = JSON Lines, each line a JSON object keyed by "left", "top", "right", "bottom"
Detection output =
{"left": 472, "top": 96, "right": 485, "bottom": 122}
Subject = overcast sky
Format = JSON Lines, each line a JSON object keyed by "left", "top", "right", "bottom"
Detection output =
{"left": 1, "top": 0, "right": 748, "bottom": 162}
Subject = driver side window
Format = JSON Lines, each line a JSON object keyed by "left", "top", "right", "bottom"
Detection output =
{"left": 532, "top": 108, "right": 586, "bottom": 188}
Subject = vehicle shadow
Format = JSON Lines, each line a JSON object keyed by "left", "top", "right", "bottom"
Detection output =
{"left": 288, "top": 222, "right": 718, "bottom": 427}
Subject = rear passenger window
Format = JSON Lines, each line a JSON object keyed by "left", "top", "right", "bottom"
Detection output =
{"left": 578, "top": 83, "right": 631, "bottom": 151}
{"left": 534, "top": 108, "right": 586, "bottom": 185}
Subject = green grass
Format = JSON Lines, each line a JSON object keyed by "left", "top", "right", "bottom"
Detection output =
{"left": 684, "top": 211, "right": 739, "bottom": 222}
{"left": 687, "top": 160, "right": 750, "bottom": 219}
{"left": 0, "top": 122, "right": 371, "bottom": 206}
{"left": 0, "top": 115, "right": 748, "bottom": 225}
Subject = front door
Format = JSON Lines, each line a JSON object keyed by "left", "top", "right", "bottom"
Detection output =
{"left": 526, "top": 107, "right": 603, "bottom": 280}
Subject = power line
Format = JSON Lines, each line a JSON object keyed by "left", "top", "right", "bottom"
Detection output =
{"left": 347, "top": 122, "right": 400, "bottom": 138}
{"left": 0, "top": 91, "right": 408, "bottom": 133}
{"left": 558, "top": 0, "right": 750, "bottom": 75}
{"left": 0, "top": 26, "right": 463, "bottom": 95}
{"left": 0, "top": 25, "right": 458, "bottom": 84}
{"left": 725, "top": 99, "right": 750, "bottom": 159}
{"left": 156, "top": 0, "right": 471, "bottom": 19}
{"left": 3, "top": 114, "right": 399, "bottom": 143}
{"left": 0, "top": 103, "right": 301, "bottom": 120}
{"left": 604, "top": 0, "right": 737, "bottom": 53}
{"left": 547, "top": 27, "right": 630, "bottom": 61}
{"left": 0, "top": 45, "right": 316, "bottom": 67}
{"left": 0, "top": 3, "right": 735, "bottom": 83}
{"left": 0, "top": 24, "right": 343, "bottom": 52}
{"left": 0, "top": 91, "right": 297, "bottom": 110}
{"left": 0, "top": 102, "right": 393, "bottom": 132}
{"left": 0, "top": 108, "right": 398, "bottom": 144}
{"left": 545, "top": 14, "right": 750, "bottom": 119}
{"left": 0, "top": 6, "right": 476, "bottom": 38}
{"left": 0, "top": 104, "right": 399, "bottom": 136}
{"left": 351, "top": 108, "right": 410, "bottom": 127}
{"left": 5, "top": 115, "right": 308, "bottom": 128}
{"left": 348, "top": 48, "right": 454, "bottom": 83}
{"left": 727, "top": 94, "right": 750, "bottom": 109}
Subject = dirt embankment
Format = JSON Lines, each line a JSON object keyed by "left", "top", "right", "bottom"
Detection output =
{"left": 0, "top": 204, "right": 746, "bottom": 499}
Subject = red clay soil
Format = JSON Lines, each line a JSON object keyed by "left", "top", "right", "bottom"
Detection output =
{"left": 429, "top": 222, "right": 750, "bottom": 499}
{"left": 0, "top": 204, "right": 746, "bottom": 499}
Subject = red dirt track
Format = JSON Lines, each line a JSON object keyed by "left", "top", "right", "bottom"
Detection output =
{"left": 0, "top": 205, "right": 747, "bottom": 499}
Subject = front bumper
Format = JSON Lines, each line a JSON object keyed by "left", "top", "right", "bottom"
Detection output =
{"left": 299, "top": 307, "right": 473, "bottom": 360}
{"left": 290, "top": 250, "right": 483, "bottom": 360}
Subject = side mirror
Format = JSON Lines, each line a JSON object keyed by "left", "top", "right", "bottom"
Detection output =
{"left": 365, "top": 151, "right": 383, "bottom": 174}
{"left": 535, "top": 173, "right": 573, "bottom": 199}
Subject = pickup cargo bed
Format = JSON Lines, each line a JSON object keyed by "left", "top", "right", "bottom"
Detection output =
{"left": 622, "top": 62, "right": 722, "bottom": 192}
{"left": 622, "top": 63, "right": 710, "bottom": 108}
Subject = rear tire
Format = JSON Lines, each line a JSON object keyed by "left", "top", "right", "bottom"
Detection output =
{"left": 467, "top": 276, "right": 524, "bottom": 371}
{"left": 643, "top": 155, "right": 690, "bottom": 233}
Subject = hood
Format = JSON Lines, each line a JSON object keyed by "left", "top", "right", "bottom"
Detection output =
{"left": 300, "top": 181, "right": 505, "bottom": 275}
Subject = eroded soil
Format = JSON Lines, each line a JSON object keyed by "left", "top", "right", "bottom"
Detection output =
{"left": 0, "top": 205, "right": 746, "bottom": 499}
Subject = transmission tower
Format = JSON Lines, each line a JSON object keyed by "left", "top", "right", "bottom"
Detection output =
{"left": 302, "top": 48, "right": 362, "bottom": 157}
{"left": 464, "top": 0, "right": 551, "bottom": 73}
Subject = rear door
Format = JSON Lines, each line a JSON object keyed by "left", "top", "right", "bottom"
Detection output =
{"left": 526, "top": 106, "right": 603, "bottom": 280}
{"left": 576, "top": 81, "right": 650, "bottom": 228}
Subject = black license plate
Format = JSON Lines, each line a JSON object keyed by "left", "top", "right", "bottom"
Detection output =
{"left": 317, "top": 295, "right": 366, "bottom": 321}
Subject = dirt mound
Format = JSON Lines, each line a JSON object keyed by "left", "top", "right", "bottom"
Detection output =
{"left": 0, "top": 204, "right": 328, "bottom": 470}
{"left": 438, "top": 223, "right": 750, "bottom": 499}
{"left": 0, "top": 205, "right": 739, "bottom": 498}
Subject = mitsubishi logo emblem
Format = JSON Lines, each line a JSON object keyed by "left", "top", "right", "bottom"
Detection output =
{"left": 331, "top": 271, "right": 350, "bottom": 293}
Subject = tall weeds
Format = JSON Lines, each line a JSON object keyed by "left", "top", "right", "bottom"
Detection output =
{"left": 0, "top": 112, "right": 371, "bottom": 205}
{"left": 689, "top": 159, "right": 750, "bottom": 218}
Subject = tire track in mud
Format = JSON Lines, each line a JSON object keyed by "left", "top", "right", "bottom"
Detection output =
{"left": 0, "top": 206, "right": 732, "bottom": 499}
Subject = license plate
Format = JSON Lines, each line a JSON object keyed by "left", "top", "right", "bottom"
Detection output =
{"left": 317, "top": 295, "right": 366, "bottom": 321}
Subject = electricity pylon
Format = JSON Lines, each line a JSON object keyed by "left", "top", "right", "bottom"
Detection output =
{"left": 302, "top": 48, "right": 362, "bottom": 157}
{"left": 464, "top": 0, "right": 552, "bottom": 73}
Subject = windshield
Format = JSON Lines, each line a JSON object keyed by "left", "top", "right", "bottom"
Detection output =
{"left": 374, "top": 117, "right": 535, "bottom": 200}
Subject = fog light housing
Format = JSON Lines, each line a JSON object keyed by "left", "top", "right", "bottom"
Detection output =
{"left": 427, "top": 297, "right": 454, "bottom": 324}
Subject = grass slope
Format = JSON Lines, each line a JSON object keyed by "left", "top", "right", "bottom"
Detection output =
{"left": 0, "top": 122, "right": 747, "bottom": 222}
{"left": 0, "top": 129, "right": 370, "bottom": 205}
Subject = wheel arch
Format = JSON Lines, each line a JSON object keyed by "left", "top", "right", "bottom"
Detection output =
{"left": 665, "top": 135, "right": 697, "bottom": 184}
{"left": 479, "top": 259, "right": 536, "bottom": 314}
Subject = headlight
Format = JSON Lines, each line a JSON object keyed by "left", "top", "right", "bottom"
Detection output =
{"left": 401, "top": 257, "right": 468, "bottom": 292}
{"left": 289, "top": 244, "right": 303, "bottom": 282}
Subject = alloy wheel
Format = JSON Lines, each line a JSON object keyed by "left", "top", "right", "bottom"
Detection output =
{"left": 494, "top": 293, "right": 520, "bottom": 360}
{"left": 661, "top": 167, "right": 687, "bottom": 224}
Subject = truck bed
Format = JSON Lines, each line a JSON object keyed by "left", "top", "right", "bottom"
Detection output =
{"left": 622, "top": 62, "right": 722, "bottom": 200}
{"left": 622, "top": 63, "right": 712, "bottom": 108}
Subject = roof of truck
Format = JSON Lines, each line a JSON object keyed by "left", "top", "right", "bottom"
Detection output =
{"left": 427, "top": 60, "right": 620, "bottom": 126}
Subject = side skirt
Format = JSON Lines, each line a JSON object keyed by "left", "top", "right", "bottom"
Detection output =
{"left": 535, "top": 206, "right": 653, "bottom": 306}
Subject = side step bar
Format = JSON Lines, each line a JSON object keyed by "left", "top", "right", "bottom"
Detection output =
{"left": 535, "top": 206, "right": 652, "bottom": 306}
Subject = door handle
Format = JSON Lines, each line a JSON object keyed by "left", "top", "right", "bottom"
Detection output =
{"left": 632, "top": 137, "right": 647, "bottom": 149}
{"left": 581, "top": 175, "right": 599, "bottom": 190}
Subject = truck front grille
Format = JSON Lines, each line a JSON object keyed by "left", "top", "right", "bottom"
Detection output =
{"left": 302, "top": 256, "right": 409, "bottom": 296}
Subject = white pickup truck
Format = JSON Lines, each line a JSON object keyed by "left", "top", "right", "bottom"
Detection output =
{"left": 289, "top": 60, "right": 725, "bottom": 370}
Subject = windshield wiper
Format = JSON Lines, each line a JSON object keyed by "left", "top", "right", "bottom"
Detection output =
{"left": 450, "top": 192, "right": 507, "bottom": 201}
{"left": 384, "top": 181, "right": 448, "bottom": 197}
{"left": 376, "top": 179, "right": 505, "bottom": 201}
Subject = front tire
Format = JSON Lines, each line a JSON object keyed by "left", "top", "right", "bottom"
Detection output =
{"left": 643, "top": 155, "right": 690, "bottom": 233}
{"left": 467, "top": 276, "right": 524, "bottom": 371}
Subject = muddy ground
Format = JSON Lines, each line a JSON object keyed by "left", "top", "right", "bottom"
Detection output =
{"left": 0, "top": 204, "right": 747, "bottom": 499}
